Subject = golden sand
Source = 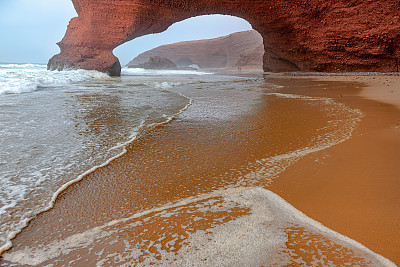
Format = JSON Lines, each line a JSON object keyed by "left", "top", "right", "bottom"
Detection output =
{"left": 1, "top": 75, "right": 399, "bottom": 265}
{"left": 269, "top": 75, "right": 400, "bottom": 264}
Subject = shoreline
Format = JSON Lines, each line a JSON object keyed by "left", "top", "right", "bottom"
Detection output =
{"left": 298, "top": 74, "right": 400, "bottom": 109}
{"left": 268, "top": 74, "right": 400, "bottom": 264}
{"left": 0, "top": 78, "right": 195, "bottom": 257}
{"left": 1, "top": 72, "right": 399, "bottom": 265}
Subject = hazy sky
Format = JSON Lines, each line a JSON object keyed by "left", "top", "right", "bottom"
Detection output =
{"left": 0, "top": 0, "right": 252, "bottom": 65}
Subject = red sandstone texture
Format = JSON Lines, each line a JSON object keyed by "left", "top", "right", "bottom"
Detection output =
{"left": 48, "top": 0, "right": 400, "bottom": 76}
{"left": 127, "top": 30, "right": 264, "bottom": 69}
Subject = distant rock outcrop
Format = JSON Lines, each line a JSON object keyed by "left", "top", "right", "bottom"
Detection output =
{"left": 131, "top": 56, "right": 177, "bottom": 69}
{"left": 127, "top": 30, "right": 264, "bottom": 70}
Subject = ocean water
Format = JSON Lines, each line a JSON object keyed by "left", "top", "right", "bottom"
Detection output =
{"left": 0, "top": 64, "right": 212, "bottom": 254}
{"left": 0, "top": 64, "right": 396, "bottom": 266}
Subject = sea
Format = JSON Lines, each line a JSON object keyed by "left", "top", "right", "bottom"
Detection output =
{"left": 0, "top": 63, "right": 396, "bottom": 266}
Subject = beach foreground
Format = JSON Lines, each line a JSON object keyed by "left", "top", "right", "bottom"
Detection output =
{"left": 269, "top": 75, "right": 400, "bottom": 264}
{"left": 1, "top": 73, "right": 399, "bottom": 266}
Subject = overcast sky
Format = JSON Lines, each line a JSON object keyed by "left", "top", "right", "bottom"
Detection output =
{"left": 0, "top": 0, "right": 252, "bottom": 65}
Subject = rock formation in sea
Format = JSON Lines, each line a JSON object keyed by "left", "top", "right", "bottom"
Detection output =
{"left": 132, "top": 56, "right": 178, "bottom": 69}
{"left": 127, "top": 30, "right": 264, "bottom": 70}
{"left": 48, "top": 0, "right": 400, "bottom": 76}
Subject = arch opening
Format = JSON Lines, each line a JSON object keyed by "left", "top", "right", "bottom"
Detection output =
{"left": 113, "top": 15, "right": 265, "bottom": 72}
{"left": 47, "top": 2, "right": 307, "bottom": 76}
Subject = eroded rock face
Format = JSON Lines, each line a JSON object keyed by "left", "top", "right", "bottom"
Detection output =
{"left": 48, "top": 0, "right": 400, "bottom": 75}
{"left": 127, "top": 30, "right": 264, "bottom": 70}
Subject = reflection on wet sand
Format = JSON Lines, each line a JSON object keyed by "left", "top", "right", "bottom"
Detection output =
{"left": 1, "top": 77, "right": 395, "bottom": 266}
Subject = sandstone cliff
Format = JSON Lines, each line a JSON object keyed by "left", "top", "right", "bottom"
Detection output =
{"left": 48, "top": 0, "right": 400, "bottom": 76}
{"left": 127, "top": 30, "right": 264, "bottom": 70}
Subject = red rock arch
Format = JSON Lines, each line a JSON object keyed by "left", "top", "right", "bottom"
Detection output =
{"left": 48, "top": 0, "right": 400, "bottom": 76}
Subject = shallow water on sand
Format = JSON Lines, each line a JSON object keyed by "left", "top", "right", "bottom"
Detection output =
{"left": 0, "top": 64, "right": 215, "bottom": 254}
{"left": 0, "top": 65, "right": 395, "bottom": 266}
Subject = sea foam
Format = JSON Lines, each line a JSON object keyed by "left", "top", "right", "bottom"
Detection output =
{"left": 121, "top": 67, "right": 212, "bottom": 76}
{"left": 0, "top": 64, "right": 109, "bottom": 95}
{"left": 2, "top": 188, "right": 396, "bottom": 266}
{"left": 0, "top": 65, "right": 194, "bottom": 258}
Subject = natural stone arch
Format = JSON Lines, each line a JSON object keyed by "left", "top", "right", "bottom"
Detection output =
{"left": 48, "top": 0, "right": 400, "bottom": 76}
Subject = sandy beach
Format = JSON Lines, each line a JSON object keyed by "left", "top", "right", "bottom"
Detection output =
{"left": 269, "top": 75, "right": 400, "bottom": 264}
{"left": 1, "top": 73, "right": 399, "bottom": 266}
{"left": 309, "top": 75, "right": 400, "bottom": 109}
{"left": 2, "top": 0, "right": 400, "bottom": 264}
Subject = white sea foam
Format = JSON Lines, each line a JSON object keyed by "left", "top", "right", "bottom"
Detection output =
{"left": 0, "top": 74, "right": 194, "bottom": 258}
{"left": 0, "top": 63, "right": 198, "bottom": 259}
{"left": 0, "top": 63, "right": 43, "bottom": 69}
{"left": 145, "top": 81, "right": 182, "bottom": 89}
{"left": 121, "top": 67, "right": 212, "bottom": 76}
{"left": 3, "top": 188, "right": 396, "bottom": 266}
{"left": 0, "top": 64, "right": 109, "bottom": 95}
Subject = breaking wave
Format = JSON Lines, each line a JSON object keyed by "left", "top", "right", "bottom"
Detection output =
{"left": 0, "top": 64, "right": 109, "bottom": 95}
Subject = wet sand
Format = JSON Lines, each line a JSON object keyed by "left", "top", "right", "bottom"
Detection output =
{"left": 269, "top": 75, "right": 400, "bottom": 264}
{"left": 1, "top": 74, "right": 399, "bottom": 265}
